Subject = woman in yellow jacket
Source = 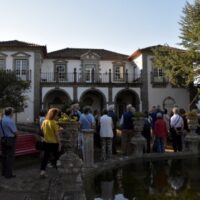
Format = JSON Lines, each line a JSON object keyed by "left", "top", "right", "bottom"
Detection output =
{"left": 40, "top": 108, "right": 61, "bottom": 178}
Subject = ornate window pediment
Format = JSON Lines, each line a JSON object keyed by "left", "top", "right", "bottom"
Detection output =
{"left": 11, "top": 51, "right": 31, "bottom": 58}
{"left": 80, "top": 51, "right": 100, "bottom": 60}
{"left": 0, "top": 52, "right": 8, "bottom": 58}
{"left": 80, "top": 51, "right": 100, "bottom": 83}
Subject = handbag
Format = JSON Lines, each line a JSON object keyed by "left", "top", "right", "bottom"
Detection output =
{"left": 175, "top": 127, "right": 182, "bottom": 135}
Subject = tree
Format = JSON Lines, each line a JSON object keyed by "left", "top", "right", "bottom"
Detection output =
{"left": 153, "top": 0, "right": 200, "bottom": 87}
{"left": 0, "top": 70, "right": 30, "bottom": 112}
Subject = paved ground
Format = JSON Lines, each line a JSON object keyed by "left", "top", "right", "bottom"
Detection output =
{"left": 0, "top": 155, "right": 59, "bottom": 200}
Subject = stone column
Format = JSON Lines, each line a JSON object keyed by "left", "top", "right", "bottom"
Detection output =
{"left": 59, "top": 122, "right": 79, "bottom": 154}
{"left": 131, "top": 116, "right": 146, "bottom": 157}
{"left": 82, "top": 129, "right": 94, "bottom": 167}
{"left": 51, "top": 122, "right": 86, "bottom": 200}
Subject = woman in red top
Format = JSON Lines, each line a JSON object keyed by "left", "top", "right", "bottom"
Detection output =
{"left": 153, "top": 112, "right": 168, "bottom": 152}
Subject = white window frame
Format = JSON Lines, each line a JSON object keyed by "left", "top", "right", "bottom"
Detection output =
{"left": 113, "top": 64, "right": 125, "bottom": 82}
{"left": 53, "top": 60, "right": 68, "bottom": 82}
{"left": 55, "top": 64, "right": 66, "bottom": 81}
{"left": 84, "top": 64, "right": 95, "bottom": 82}
{"left": 14, "top": 59, "right": 29, "bottom": 80}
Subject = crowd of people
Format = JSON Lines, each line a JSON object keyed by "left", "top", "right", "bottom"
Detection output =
{"left": 0, "top": 103, "right": 199, "bottom": 179}
{"left": 142, "top": 105, "right": 190, "bottom": 153}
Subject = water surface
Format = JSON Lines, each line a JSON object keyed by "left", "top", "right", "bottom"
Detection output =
{"left": 85, "top": 158, "right": 200, "bottom": 200}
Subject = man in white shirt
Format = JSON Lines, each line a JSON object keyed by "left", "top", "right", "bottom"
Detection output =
{"left": 100, "top": 109, "right": 113, "bottom": 161}
{"left": 170, "top": 107, "right": 184, "bottom": 152}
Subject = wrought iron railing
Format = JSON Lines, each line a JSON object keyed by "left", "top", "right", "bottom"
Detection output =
{"left": 150, "top": 72, "right": 168, "bottom": 84}
{"left": 40, "top": 70, "right": 141, "bottom": 84}
{"left": 0, "top": 69, "right": 32, "bottom": 81}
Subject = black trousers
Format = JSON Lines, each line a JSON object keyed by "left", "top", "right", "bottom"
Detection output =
{"left": 1, "top": 137, "right": 16, "bottom": 177}
{"left": 171, "top": 128, "right": 182, "bottom": 152}
{"left": 40, "top": 142, "right": 59, "bottom": 171}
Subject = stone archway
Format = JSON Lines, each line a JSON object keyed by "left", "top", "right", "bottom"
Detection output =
{"left": 115, "top": 89, "right": 140, "bottom": 118}
{"left": 79, "top": 89, "right": 106, "bottom": 113}
{"left": 43, "top": 89, "right": 71, "bottom": 111}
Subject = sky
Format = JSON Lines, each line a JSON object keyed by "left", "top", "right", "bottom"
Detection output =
{"left": 0, "top": 0, "right": 195, "bottom": 55}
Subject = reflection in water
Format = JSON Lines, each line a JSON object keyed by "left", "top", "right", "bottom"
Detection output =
{"left": 168, "top": 160, "right": 186, "bottom": 191}
{"left": 100, "top": 171, "right": 114, "bottom": 200}
{"left": 90, "top": 158, "right": 200, "bottom": 200}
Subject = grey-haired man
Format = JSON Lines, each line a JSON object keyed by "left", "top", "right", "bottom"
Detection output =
{"left": 0, "top": 107, "right": 17, "bottom": 178}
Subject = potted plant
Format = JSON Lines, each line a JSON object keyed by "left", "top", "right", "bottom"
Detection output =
{"left": 186, "top": 109, "right": 198, "bottom": 133}
{"left": 186, "top": 109, "right": 197, "bottom": 119}
{"left": 57, "top": 113, "right": 80, "bottom": 153}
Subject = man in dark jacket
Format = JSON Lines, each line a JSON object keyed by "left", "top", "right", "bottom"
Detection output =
{"left": 120, "top": 104, "right": 134, "bottom": 155}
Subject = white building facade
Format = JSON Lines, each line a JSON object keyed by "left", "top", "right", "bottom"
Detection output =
{"left": 0, "top": 41, "right": 190, "bottom": 123}
{"left": 129, "top": 46, "right": 190, "bottom": 112}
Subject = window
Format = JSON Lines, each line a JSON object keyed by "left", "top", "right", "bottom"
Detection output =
{"left": 55, "top": 64, "right": 66, "bottom": 81}
{"left": 152, "top": 67, "right": 165, "bottom": 83}
{"left": 114, "top": 64, "right": 125, "bottom": 81}
{"left": 53, "top": 60, "right": 68, "bottom": 82}
{"left": 153, "top": 68, "right": 163, "bottom": 77}
{"left": 15, "top": 59, "right": 29, "bottom": 80}
{"left": 81, "top": 51, "right": 100, "bottom": 83}
{"left": 84, "top": 64, "right": 95, "bottom": 82}
{"left": 0, "top": 59, "right": 5, "bottom": 70}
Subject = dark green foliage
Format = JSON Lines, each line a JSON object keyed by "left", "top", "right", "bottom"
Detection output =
{"left": 153, "top": 0, "right": 200, "bottom": 87}
{"left": 179, "top": 1, "right": 200, "bottom": 50}
{"left": 0, "top": 70, "right": 30, "bottom": 112}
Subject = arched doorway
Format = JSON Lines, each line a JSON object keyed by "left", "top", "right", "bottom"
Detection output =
{"left": 79, "top": 89, "right": 106, "bottom": 112}
{"left": 115, "top": 89, "right": 140, "bottom": 118}
{"left": 43, "top": 89, "right": 71, "bottom": 111}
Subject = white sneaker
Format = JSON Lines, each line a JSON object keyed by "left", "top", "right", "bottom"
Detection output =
{"left": 40, "top": 170, "right": 48, "bottom": 179}
{"left": 47, "top": 163, "right": 53, "bottom": 168}
{"left": 56, "top": 160, "right": 61, "bottom": 167}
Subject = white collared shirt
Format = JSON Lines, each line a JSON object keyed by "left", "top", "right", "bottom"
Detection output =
{"left": 100, "top": 114, "right": 113, "bottom": 138}
{"left": 170, "top": 114, "right": 184, "bottom": 128}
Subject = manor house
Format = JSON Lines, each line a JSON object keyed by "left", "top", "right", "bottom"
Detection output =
{"left": 0, "top": 40, "right": 190, "bottom": 123}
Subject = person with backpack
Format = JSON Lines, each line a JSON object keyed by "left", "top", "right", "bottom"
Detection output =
{"left": 170, "top": 107, "right": 184, "bottom": 152}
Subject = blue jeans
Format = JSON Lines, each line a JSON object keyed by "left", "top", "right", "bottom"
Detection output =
{"left": 155, "top": 137, "right": 165, "bottom": 153}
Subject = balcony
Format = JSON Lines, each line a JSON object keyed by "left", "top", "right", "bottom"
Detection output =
{"left": 41, "top": 69, "right": 141, "bottom": 86}
{"left": 150, "top": 72, "right": 168, "bottom": 87}
{"left": 0, "top": 69, "right": 32, "bottom": 81}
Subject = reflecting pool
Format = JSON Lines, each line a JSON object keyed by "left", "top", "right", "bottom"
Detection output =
{"left": 85, "top": 158, "right": 200, "bottom": 200}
